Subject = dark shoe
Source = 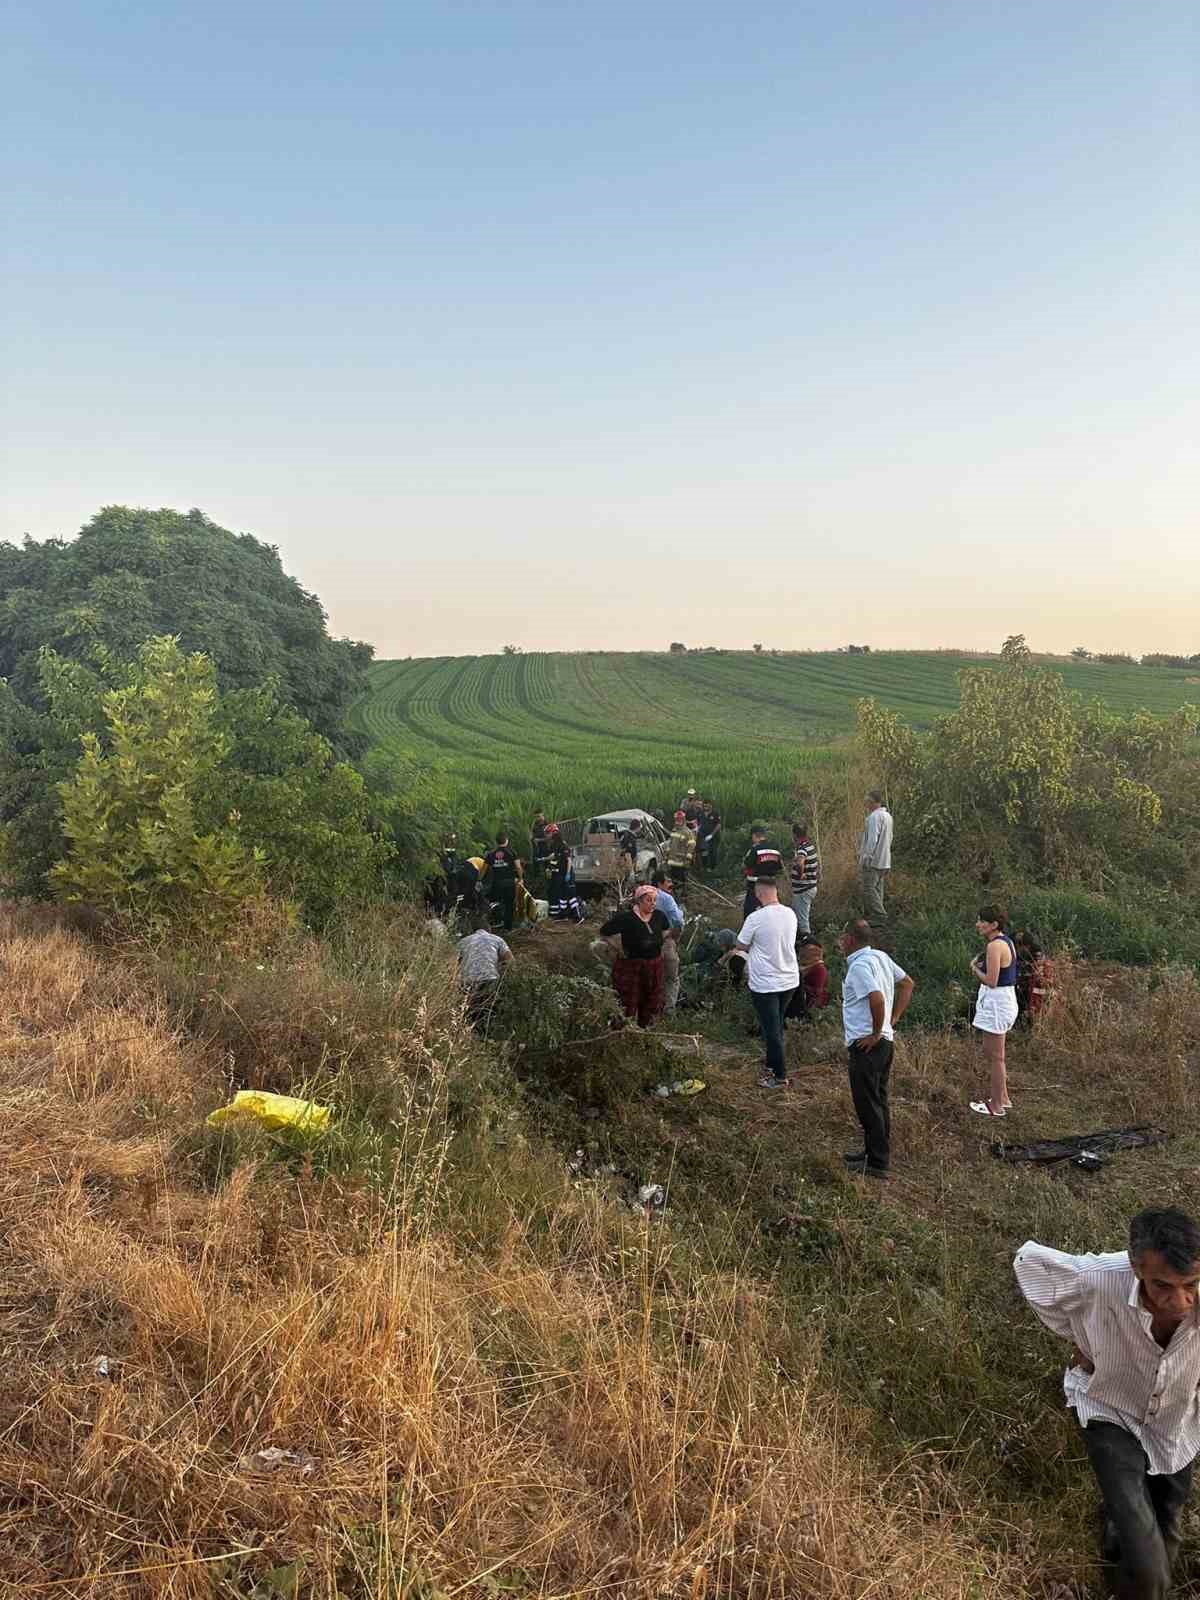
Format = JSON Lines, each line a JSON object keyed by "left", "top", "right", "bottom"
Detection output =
{"left": 845, "top": 1158, "right": 889, "bottom": 1181}
{"left": 842, "top": 1149, "right": 867, "bottom": 1164}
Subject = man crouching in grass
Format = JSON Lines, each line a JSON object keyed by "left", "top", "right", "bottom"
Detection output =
{"left": 1015, "top": 1208, "right": 1200, "bottom": 1598}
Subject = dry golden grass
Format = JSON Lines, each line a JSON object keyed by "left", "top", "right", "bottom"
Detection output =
{"left": 0, "top": 903, "right": 1041, "bottom": 1599}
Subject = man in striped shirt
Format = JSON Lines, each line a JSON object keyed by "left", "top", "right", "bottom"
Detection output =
{"left": 789, "top": 822, "right": 820, "bottom": 938}
{"left": 1014, "top": 1208, "right": 1200, "bottom": 1598}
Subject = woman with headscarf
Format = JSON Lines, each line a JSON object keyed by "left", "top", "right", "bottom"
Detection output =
{"left": 546, "top": 826, "right": 585, "bottom": 923}
{"left": 600, "top": 883, "right": 671, "bottom": 1027}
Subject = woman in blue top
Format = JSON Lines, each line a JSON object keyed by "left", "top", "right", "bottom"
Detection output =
{"left": 969, "top": 904, "right": 1018, "bottom": 1117}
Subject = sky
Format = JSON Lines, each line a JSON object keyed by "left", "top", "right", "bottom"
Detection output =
{"left": 3, "top": 0, "right": 1197, "bottom": 658}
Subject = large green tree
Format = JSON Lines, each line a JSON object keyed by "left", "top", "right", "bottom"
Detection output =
{"left": 0, "top": 506, "right": 371, "bottom": 750}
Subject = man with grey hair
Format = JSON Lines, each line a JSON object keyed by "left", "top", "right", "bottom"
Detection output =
{"left": 1015, "top": 1208, "right": 1200, "bottom": 1598}
{"left": 857, "top": 791, "right": 893, "bottom": 922}
{"left": 838, "top": 918, "right": 912, "bottom": 1177}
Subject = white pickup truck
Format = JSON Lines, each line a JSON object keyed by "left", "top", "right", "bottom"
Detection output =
{"left": 570, "top": 809, "right": 669, "bottom": 890}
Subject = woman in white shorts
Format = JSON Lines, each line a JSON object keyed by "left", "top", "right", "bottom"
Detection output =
{"left": 968, "top": 905, "right": 1018, "bottom": 1117}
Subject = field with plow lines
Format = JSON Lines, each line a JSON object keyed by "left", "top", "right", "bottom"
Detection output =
{"left": 352, "top": 650, "right": 1200, "bottom": 830}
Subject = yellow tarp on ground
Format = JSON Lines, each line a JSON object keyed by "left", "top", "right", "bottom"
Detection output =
{"left": 206, "top": 1090, "right": 331, "bottom": 1133}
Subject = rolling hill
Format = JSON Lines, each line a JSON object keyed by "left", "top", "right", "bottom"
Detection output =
{"left": 351, "top": 649, "right": 1200, "bottom": 829}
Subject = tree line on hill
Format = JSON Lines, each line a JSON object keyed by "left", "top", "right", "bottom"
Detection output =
{"left": 1071, "top": 647, "right": 1200, "bottom": 667}
{"left": 0, "top": 507, "right": 446, "bottom": 935}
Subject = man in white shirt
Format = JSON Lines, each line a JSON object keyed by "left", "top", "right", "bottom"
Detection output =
{"left": 857, "top": 791, "right": 894, "bottom": 922}
{"left": 727, "top": 880, "right": 798, "bottom": 1088}
{"left": 839, "top": 919, "right": 913, "bottom": 1178}
{"left": 1015, "top": 1209, "right": 1200, "bottom": 1599}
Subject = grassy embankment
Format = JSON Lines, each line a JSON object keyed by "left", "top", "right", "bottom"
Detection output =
{"left": 7, "top": 652, "right": 1200, "bottom": 1596}
{"left": 5, "top": 830, "right": 1199, "bottom": 1598}
{"left": 2, "top": 900, "right": 1048, "bottom": 1600}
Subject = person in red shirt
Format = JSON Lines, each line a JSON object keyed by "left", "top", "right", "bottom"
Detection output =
{"left": 1015, "top": 930, "right": 1056, "bottom": 1024}
{"left": 786, "top": 938, "right": 830, "bottom": 1022}
{"left": 799, "top": 939, "right": 830, "bottom": 1009}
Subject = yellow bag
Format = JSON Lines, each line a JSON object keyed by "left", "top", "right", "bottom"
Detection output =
{"left": 206, "top": 1090, "right": 331, "bottom": 1134}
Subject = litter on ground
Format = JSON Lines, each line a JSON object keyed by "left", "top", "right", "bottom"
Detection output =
{"left": 991, "top": 1125, "right": 1167, "bottom": 1167}
{"left": 206, "top": 1090, "right": 331, "bottom": 1134}
{"left": 242, "top": 1446, "right": 319, "bottom": 1476}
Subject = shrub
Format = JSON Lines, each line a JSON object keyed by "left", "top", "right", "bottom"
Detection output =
{"left": 30, "top": 637, "right": 398, "bottom": 932}
{"left": 857, "top": 634, "right": 1199, "bottom": 881}
{"left": 486, "top": 967, "right": 660, "bottom": 1106}
{"left": 50, "top": 637, "right": 264, "bottom": 938}
{"left": 1009, "top": 886, "right": 1170, "bottom": 966}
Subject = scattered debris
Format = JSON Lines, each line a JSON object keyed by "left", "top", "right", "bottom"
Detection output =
{"left": 1073, "top": 1151, "right": 1105, "bottom": 1172}
{"left": 566, "top": 1149, "right": 618, "bottom": 1180}
{"left": 991, "top": 1126, "right": 1167, "bottom": 1167}
{"left": 242, "top": 1446, "right": 319, "bottom": 1476}
{"left": 93, "top": 1354, "right": 112, "bottom": 1379}
{"left": 207, "top": 1091, "right": 331, "bottom": 1134}
{"left": 653, "top": 1078, "right": 706, "bottom": 1099}
{"left": 636, "top": 1182, "right": 666, "bottom": 1211}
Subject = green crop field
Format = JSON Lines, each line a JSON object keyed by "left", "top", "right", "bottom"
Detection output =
{"left": 352, "top": 650, "right": 1200, "bottom": 830}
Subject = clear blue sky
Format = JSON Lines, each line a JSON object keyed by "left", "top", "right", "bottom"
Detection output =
{"left": 4, "top": 1, "right": 1197, "bottom": 656}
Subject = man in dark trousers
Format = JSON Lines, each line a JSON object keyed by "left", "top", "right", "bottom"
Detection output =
{"left": 697, "top": 799, "right": 722, "bottom": 871}
{"left": 838, "top": 919, "right": 913, "bottom": 1180}
{"left": 1015, "top": 1208, "right": 1200, "bottom": 1599}
{"left": 530, "top": 810, "right": 551, "bottom": 875}
{"left": 483, "top": 834, "right": 522, "bottom": 931}
{"left": 741, "top": 824, "right": 784, "bottom": 918}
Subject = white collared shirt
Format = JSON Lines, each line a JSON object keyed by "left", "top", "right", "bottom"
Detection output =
{"left": 857, "top": 806, "right": 893, "bottom": 869}
{"left": 1014, "top": 1241, "right": 1200, "bottom": 1475}
{"left": 841, "top": 946, "right": 907, "bottom": 1043}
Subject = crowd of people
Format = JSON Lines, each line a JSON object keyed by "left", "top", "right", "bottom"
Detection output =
{"left": 438, "top": 790, "right": 1196, "bottom": 1599}
{"left": 441, "top": 792, "right": 1055, "bottom": 1132}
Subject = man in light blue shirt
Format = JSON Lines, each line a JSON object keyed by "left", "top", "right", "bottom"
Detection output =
{"left": 650, "top": 872, "right": 685, "bottom": 1011}
{"left": 839, "top": 919, "right": 913, "bottom": 1179}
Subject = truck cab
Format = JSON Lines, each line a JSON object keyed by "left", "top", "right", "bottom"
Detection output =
{"left": 570, "top": 808, "right": 669, "bottom": 888}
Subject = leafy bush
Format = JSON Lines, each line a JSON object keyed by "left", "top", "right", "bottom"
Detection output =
{"left": 44, "top": 637, "right": 395, "bottom": 934}
{"left": 857, "top": 634, "right": 1199, "bottom": 881}
{"left": 50, "top": 638, "right": 264, "bottom": 937}
{"left": 1010, "top": 886, "right": 1171, "bottom": 966}
{"left": 486, "top": 967, "right": 658, "bottom": 1106}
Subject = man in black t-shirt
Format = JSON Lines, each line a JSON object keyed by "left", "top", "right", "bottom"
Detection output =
{"left": 697, "top": 800, "right": 722, "bottom": 870}
{"left": 530, "top": 811, "right": 551, "bottom": 874}
{"left": 617, "top": 819, "right": 642, "bottom": 870}
{"left": 742, "top": 824, "right": 784, "bottom": 917}
{"left": 484, "top": 834, "right": 522, "bottom": 930}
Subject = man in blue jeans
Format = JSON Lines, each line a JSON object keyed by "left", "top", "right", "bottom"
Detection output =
{"left": 725, "top": 879, "right": 798, "bottom": 1088}
{"left": 1015, "top": 1209, "right": 1200, "bottom": 1599}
